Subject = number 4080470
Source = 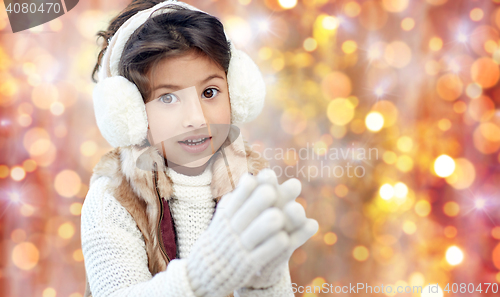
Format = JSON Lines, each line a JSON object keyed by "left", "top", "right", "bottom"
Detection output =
{"left": 5, "top": 2, "right": 62, "bottom": 14}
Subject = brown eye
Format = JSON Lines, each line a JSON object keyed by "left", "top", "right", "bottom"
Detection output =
{"left": 202, "top": 88, "right": 219, "bottom": 99}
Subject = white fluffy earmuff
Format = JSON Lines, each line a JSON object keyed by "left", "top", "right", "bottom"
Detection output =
{"left": 92, "top": 0, "right": 266, "bottom": 148}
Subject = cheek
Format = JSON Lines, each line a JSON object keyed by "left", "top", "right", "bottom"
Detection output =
{"left": 207, "top": 95, "right": 231, "bottom": 124}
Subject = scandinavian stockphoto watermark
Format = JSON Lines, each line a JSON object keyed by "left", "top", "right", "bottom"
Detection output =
{"left": 251, "top": 142, "right": 379, "bottom": 181}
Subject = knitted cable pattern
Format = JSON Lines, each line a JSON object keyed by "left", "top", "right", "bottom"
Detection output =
{"left": 81, "top": 176, "right": 198, "bottom": 297}
{"left": 166, "top": 165, "right": 215, "bottom": 259}
{"left": 81, "top": 167, "right": 295, "bottom": 296}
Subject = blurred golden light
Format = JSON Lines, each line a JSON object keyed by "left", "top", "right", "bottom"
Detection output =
{"left": 353, "top": 246, "right": 369, "bottom": 261}
{"left": 29, "top": 139, "right": 51, "bottom": 157}
{"left": 426, "top": 0, "right": 447, "bottom": 5}
{"left": 424, "top": 60, "right": 439, "bottom": 76}
{"left": 342, "top": 40, "right": 357, "bottom": 54}
{"left": 409, "top": 272, "right": 425, "bottom": 287}
{"left": 494, "top": 243, "right": 500, "bottom": 270}
{"left": 429, "top": 37, "right": 443, "bottom": 51}
{"left": 23, "top": 127, "right": 50, "bottom": 152}
{"left": 58, "top": 222, "right": 75, "bottom": 239}
{"left": 292, "top": 248, "right": 307, "bottom": 264}
{"left": 436, "top": 73, "right": 463, "bottom": 101}
{"left": 485, "top": 40, "right": 498, "bottom": 54}
{"left": 20, "top": 204, "right": 35, "bottom": 217}
{"left": 70, "top": 203, "right": 83, "bottom": 216}
{"left": 330, "top": 124, "right": 347, "bottom": 139}
{"left": 322, "top": 16, "right": 339, "bottom": 30}
{"left": 11, "top": 229, "right": 27, "bottom": 243}
{"left": 49, "top": 18, "right": 63, "bottom": 31}
{"left": 303, "top": 38, "right": 317, "bottom": 52}
{"left": 334, "top": 184, "right": 348, "bottom": 197}
{"left": 258, "top": 47, "right": 272, "bottom": 60}
{"left": 0, "top": 165, "right": 8, "bottom": 178}
{"left": 415, "top": 200, "right": 431, "bottom": 217}
{"left": 283, "top": 150, "right": 298, "bottom": 166}
{"left": 17, "top": 114, "right": 32, "bottom": 127}
{"left": 379, "top": 183, "right": 394, "bottom": 200}
{"left": 225, "top": 16, "right": 252, "bottom": 47}
{"left": 383, "top": 151, "right": 397, "bottom": 164}
{"left": 371, "top": 100, "right": 398, "bottom": 127}
{"left": 445, "top": 158, "right": 476, "bottom": 189}
{"left": 350, "top": 118, "right": 365, "bottom": 134}
{"left": 474, "top": 122, "right": 500, "bottom": 154}
{"left": 437, "top": 118, "right": 451, "bottom": 131}
{"left": 10, "top": 166, "right": 26, "bottom": 181}
{"left": 365, "top": 111, "right": 384, "bottom": 132}
{"left": 396, "top": 155, "right": 413, "bottom": 172}
{"left": 32, "top": 83, "right": 58, "bottom": 110}
{"left": 444, "top": 226, "right": 457, "bottom": 238}
{"left": 471, "top": 57, "right": 500, "bottom": 89}
{"left": 359, "top": 1, "right": 387, "bottom": 31}
{"left": 43, "top": 288, "right": 56, "bottom": 297}
{"left": 312, "top": 277, "right": 327, "bottom": 288}
{"left": 443, "top": 201, "right": 459, "bottom": 217}
{"left": 382, "top": 0, "right": 409, "bottom": 12}
{"left": 81, "top": 141, "right": 98, "bottom": 157}
{"left": 323, "top": 232, "right": 337, "bottom": 245}
{"left": 12, "top": 242, "right": 39, "bottom": 270}
{"left": 468, "top": 95, "right": 495, "bottom": 122}
{"left": 384, "top": 41, "right": 412, "bottom": 68}
{"left": 470, "top": 8, "right": 484, "bottom": 21}
{"left": 445, "top": 245, "right": 464, "bottom": 266}
{"left": 492, "top": 226, "right": 500, "bottom": 239}
{"left": 73, "top": 249, "right": 84, "bottom": 262}
{"left": 238, "top": 0, "right": 251, "bottom": 5}
{"left": 54, "top": 170, "right": 82, "bottom": 198}
{"left": 327, "top": 98, "right": 355, "bottom": 126}
{"left": 281, "top": 108, "right": 307, "bottom": 135}
{"left": 313, "top": 141, "right": 328, "bottom": 156}
{"left": 50, "top": 101, "right": 65, "bottom": 115}
{"left": 396, "top": 136, "right": 413, "bottom": 152}
{"left": 271, "top": 57, "right": 285, "bottom": 71}
{"left": 278, "top": 0, "right": 297, "bottom": 9}
{"left": 402, "top": 220, "right": 416, "bottom": 234}
{"left": 23, "top": 159, "right": 37, "bottom": 172}
{"left": 344, "top": 1, "right": 361, "bottom": 17}
{"left": 453, "top": 101, "right": 467, "bottom": 113}
{"left": 434, "top": 155, "right": 455, "bottom": 177}
{"left": 401, "top": 17, "right": 415, "bottom": 31}
{"left": 393, "top": 182, "right": 408, "bottom": 198}
{"left": 322, "top": 71, "right": 352, "bottom": 99}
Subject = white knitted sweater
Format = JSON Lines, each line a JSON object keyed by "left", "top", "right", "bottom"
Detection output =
{"left": 81, "top": 165, "right": 293, "bottom": 297}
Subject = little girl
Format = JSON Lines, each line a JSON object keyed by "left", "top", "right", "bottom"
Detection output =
{"left": 81, "top": 1, "right": 318, "bottom": 296}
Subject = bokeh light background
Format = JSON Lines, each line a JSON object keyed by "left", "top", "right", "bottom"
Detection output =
{"left": 2, "top": 0, "right": 500, "bottom": 296}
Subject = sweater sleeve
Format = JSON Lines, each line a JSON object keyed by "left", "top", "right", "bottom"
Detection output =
{"left": 233, "top": 263, "right": 295, "bottom": 297}
{"left": 80, "top": 176, "right": 198, "bottom": 297}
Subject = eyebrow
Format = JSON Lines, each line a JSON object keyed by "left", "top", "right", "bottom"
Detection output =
{"left": 152, "top": 74, "right": 225, "bottom": 91}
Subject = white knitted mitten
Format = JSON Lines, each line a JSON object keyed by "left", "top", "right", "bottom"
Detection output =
{"left": 240, "top": 169, "right": 319, "bottom": 290}
{"left": 186, "top": 173, "right": 290, "bottom": 297}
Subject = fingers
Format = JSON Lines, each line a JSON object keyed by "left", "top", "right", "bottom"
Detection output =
{"left": 282, "top": 201, "right": 306, "bottom": 232}
{"left": 256, "top": 168, "right": 278, "bottom": 187}
{"left": 248, "top": 231, "right": 290, "bottom": 267}
{"left": 222, "top": 173, "right": 258, "bottom": 219}
{"left": 275, "top": 178, "right": 302, "bottom": 208}
{"left": 240, "top": 207, "right": 285, "bottom": 250}
{"left": 231, "top": 184, "right": 278, "bottom": 233}
{"left": 288, "top": 218, "right": 319, "bottom": 250}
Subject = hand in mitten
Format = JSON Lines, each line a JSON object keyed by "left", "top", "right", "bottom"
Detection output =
{"left": 185, "top": 172, "right": 291, "bottom": 297}
{"left": 241, "top": 169, "right": 319, "bottom": 290}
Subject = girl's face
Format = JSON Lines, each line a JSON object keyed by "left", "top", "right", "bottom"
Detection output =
{"left": 145, "top": 51, "right": 231, "bottom": 171}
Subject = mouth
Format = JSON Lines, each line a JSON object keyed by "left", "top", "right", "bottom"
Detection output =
{"left": 178, "top": 135, "right": 212, "bottom": 146}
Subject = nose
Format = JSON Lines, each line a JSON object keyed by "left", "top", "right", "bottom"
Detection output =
{"left": 181, "top": 87, "right": 207, "bottom": 129}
